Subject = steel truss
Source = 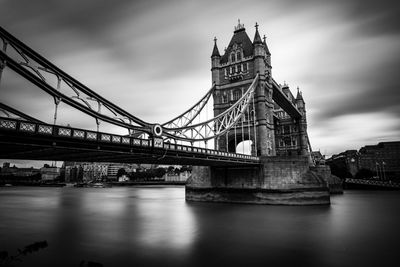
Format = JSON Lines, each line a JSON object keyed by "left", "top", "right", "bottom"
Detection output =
{"left": 0, "top": 27, "right": 152, "bottom": 134}
{"left": 162, "top": 85, "right": 214, "bottom": 129}
{"left": 163, "top": 74, "right": 259, "bottom": 142}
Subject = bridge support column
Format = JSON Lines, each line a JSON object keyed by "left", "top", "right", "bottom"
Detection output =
{"left": 186, "top": 156, "right": 331, "bottom": 205}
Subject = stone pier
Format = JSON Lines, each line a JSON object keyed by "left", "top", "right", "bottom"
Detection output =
{"left": 186, "top": 156, "right": 331, "bottom": 205}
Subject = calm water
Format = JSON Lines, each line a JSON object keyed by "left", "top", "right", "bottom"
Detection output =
{"left": 1, "top": 186, "right": 399, "bottom": 267}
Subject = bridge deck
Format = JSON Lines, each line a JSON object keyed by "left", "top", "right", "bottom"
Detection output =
{"left": 0, "top": 118, "right": 260, "bottom": 166}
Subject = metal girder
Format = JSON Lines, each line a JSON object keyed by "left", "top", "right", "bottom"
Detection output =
{"left": 0, "top": 26, "right": 152, "bottom": 133}
{"left": 0, "top": 102, "right": 44, "bottom": 123}
{"left": 163, "top": 74, "right": 259, "bottom": 142}
{"left": 0, "top": 118, "right": 260, "bottom": 166}
{"left": 162, "top": 85, "right": 214, "bottom": 128}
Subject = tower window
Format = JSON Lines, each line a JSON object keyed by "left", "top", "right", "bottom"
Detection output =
{"left": 280, "top": 139, "right": 284, "bottom": 147}
{"left": 233, "top": 90, "right": 241, "bottom": 101}
{"left": 231, "top": 53, "right": 236, "bottom": 62}
{"left": 230, "top": 67, "right": 233, "bottom": 74}
{"left": 237, "top": 52, "right": 241, "bottom": 61}
{"left": 292, "top": 138, "right": 297, "bottom": 146}
{"left": 243, "top": 63, "right": 248, "bottom": 72}
{"left": 224, "top": 68, "right": 227, "bottom": 76}
{"left": 222, "top": 94, "right": 228, "bottom": 103}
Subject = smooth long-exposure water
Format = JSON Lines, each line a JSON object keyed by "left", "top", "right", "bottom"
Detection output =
{"left": 1, "top": 186, "right": 399, "bottom": 267}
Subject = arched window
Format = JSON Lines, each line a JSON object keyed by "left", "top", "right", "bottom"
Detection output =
{"left": 231, "top": 53, "right": 236, "bottom": 62}
{"left": 224, "top": 68, "right": 227, "bottom": 76}
{"left": 243, "top": 63, "right": 247, "bottom": 72}
{"left": 222, "top": 94, "right": 228, "bottom": 103}
{"left": 236, "top": 52, "right": 241, "bottom": 61}
{"left": 250, "top": 110, "right": 255, "bottom": 121}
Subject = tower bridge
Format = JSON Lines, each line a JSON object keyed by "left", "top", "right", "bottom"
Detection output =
{"left": 0, "top": 22, "right": 334, "bottom": 205}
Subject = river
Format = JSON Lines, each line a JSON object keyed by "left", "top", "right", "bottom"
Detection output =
{"left": 0, "top": 186, "right": 399, "bottom": 267}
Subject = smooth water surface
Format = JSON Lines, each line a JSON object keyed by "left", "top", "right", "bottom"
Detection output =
{"left": 1, "top": 186, "right": 399, "bottom": 267}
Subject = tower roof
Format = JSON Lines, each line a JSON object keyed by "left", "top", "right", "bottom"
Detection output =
{"left": 263, "top": 35, "right": 271, "bottom": 55}
{"left": 296, "top": 86, "right": 304, "bottom": 101}
{"left": 211, "top": 37, "right": 220, "bottom": 57}
{"left": 220, "top": 21, "right": 254, "bottom": 64}
{"left": 253, "top": 22, "right": 262, "bottom": 44}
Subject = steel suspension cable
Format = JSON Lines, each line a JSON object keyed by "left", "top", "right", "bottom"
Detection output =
{"left": 252, "top": 93, "right": 257, "bottom": 156}
{"left": 247, "top": 106, "right": 251, "bottom": 155}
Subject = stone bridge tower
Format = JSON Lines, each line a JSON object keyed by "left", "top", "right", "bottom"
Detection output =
{"left": 211, "top": 21, "right": 275, "bottom": 157}
{"left": 186, "top": 21, "right": 333, "bottom": 205}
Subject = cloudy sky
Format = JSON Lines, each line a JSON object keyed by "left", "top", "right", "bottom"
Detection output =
{"left": 1, "top": 0, "right": 400, "bottom": 166}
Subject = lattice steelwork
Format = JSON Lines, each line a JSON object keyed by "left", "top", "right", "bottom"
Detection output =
{"left": 0, "top": 119, "right": 17, "bottom": 129}
{"left": 162, "top": 74, "right": 259, "bottom": 142}
{"left": 73, "top": 130, "right": 85, "bottom": 139}
{"left": 162, "top": 86, "right": 214, "bottom": 129}
{"left": 20, "top": 122, "right": 35, "bottom": 132}
{"left": 58, "top": 128, "right": 71, "bottom": 136}
{"left": 38, "top": 125, "right": 53, "bottom": 135}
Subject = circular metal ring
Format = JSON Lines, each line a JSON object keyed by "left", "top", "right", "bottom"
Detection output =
{"left": 152, "top": 124, "right": 163, "bottom": 137}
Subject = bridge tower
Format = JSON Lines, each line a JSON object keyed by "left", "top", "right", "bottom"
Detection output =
{"left": 186, "top": 21, "right": 333, "bottom": 205}
{"left": 211, "top": 21, "right": 275, "bottom": 156}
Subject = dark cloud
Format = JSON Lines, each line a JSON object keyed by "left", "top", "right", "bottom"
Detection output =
{"left": 275, "top": 0, "right": 400, "bottom": 36}
{"left": 314, "top": 57, "right": 400, "bottom": 121}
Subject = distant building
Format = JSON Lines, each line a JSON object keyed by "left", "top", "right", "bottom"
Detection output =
{"left": 82, "top": 163, "right": 108, "bottom": 181}
{"left": 358, "top": 142, "right": 400, "bottom": 180}
{"left": 3, "top": 162, "right": 10, "bottom": 169}
{"left": 40, "top": 167, "right": 60, "bottom": 181}
{"left": 163, "top": 170, "right": 191, "bottom": 182}
{"left": 311, "top": 151, "right": 326, "bottom": 166}
{"left": 327, "top": 141, "right": 400, "bottom": 180}
{"left": 0, "top": 163, "right": 40, "bottom": 177}
{"left": 63, "top": 162, "right": 142, "bottom": 181}
{"left": 326, "top": 150, "right": 358, "bottom": 177}
{"left": 118, "top": 174, "right": 129, "bottom": 182}
{"left": 64, "top": 163, "right": 83, "bottom": 183}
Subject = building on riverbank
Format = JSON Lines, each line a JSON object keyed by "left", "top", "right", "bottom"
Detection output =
{"left": 327, "top": 141, "right": 400, "bottom": 181}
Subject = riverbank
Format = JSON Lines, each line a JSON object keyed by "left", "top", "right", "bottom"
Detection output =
{"left": 0, "top": 181, "right": 186, "bottom": 187}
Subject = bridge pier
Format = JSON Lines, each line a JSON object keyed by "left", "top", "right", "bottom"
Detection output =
{"left": 186, "top": 156, "right": 331, "bottom": 205}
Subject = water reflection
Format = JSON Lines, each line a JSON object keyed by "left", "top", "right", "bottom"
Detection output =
{"left": 135, "top": 187, "right": 196, "bottom": 249}
{"left": 1, "top": 187, "right": 400, "bottom": 267}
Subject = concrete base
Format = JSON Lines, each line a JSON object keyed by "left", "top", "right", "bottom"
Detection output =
{"left": 186, "top": 156, "right": 331, "bottom": 205}
{"left": 186, "top": 187, "right": 330, "bottom": 205}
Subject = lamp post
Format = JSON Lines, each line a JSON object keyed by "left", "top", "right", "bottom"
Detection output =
{"left": 382, "top": 161, "right": 387, "bottom": 181}
{"left": 375, "top": 162, "right": 381, "bottom": 180}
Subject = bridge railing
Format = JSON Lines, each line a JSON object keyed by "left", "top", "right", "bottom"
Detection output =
{"left": 0, "top": 118, "right": 259, "bottom": 161}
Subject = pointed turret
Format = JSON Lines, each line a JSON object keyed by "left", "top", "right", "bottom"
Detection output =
{"left": 211, "top": 37, "right": 221, "bottom": 85}
{"left": 296, "top": 86, "right": 305, "bottom": 113}
{"left": 296, "top": 86, "right": 304, "bottom": 101}
{"left": 263, "top": 35, "right": 271, "bottom": 55}
{"left": 211, "top": 37, "right": 220, "bottom": 57}
{"left": 253, "top": 23, "right": 263, "bottom": 44}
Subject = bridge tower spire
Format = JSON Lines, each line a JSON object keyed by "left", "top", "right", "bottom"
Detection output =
{"left": 211, "top": 37, "right": 221, "bottom": 85}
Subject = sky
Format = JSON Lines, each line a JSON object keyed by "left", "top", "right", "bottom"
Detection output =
{"left": 1, "top": 0, "right": 400, "bottom": 167}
